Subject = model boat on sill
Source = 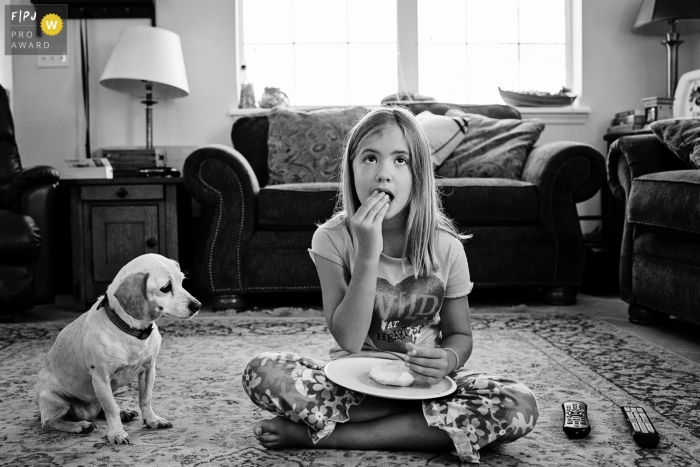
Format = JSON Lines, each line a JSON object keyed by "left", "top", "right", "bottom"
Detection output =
{"left": 499, "top": 87, "right": 577, "bottom": 107}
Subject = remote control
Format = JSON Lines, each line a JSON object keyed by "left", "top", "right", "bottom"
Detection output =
{"left": 620, "top": 406, "right": 660, "bottom": 448}
{"left": 562, "top": 401, "right": 591, "bottom": 439}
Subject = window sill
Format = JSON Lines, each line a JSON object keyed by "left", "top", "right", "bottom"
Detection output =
{"left": 227, "top": 106, "right": 380, "bottom": 118}
{"left": 228, "top": 105, "right": 591, "bottom": 125}
{"left": 516, "top": 106, "right": 590, "bottom": 125}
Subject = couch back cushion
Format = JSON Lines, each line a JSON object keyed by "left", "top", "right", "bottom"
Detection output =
{"left": 231, "top": 114, "right": 271, "bottom": 186}
{"left": 231, "top": 104, "right": 521, "bottom": 187}
{"left": 266, "top": 106, "right": 370, "bottom": 185}
{"left": 416, "top": 111, "right": 470, "bottom": 168}
{"left": 649, "top": 118, "right": 700, "bottom": 169}
{"left": 434, "top": 110, "right": 544, "bottom": 180}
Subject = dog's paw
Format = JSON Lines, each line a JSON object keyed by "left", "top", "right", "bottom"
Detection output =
{"left": 107, "top": 428, "right": 130, "bottom": 445}
{"left": 76, "top": 421, "right": 97, "bottom": 434}
{"left": 143, "top": 416, "right": 172, "bottom": 429}
{"left": 120, "top": 409, "right": 139, "bottom": 423}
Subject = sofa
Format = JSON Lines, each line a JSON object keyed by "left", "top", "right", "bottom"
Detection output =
{"left": 0, "top": 84, "right": 60, "bottom": 313}
{"left": 608, "top": 126, "right": 700, "bottom": 326}
{"left": 183, "top": 103, "right": 605, "bottom": 310}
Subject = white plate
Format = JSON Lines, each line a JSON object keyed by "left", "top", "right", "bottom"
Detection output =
{"left": 324, "top": 357, "right": 457, "bottom": 400}
{"left": 673, "top": 69, "right": 700, "bottom": 118}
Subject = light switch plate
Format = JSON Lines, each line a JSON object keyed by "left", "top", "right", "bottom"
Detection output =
{"left": 37, "top": 54, "right": 68, "bottom": 68}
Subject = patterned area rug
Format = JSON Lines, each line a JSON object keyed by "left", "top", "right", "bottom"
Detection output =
{"left": 0, "top": 310, "right": 698, "bottom": 466}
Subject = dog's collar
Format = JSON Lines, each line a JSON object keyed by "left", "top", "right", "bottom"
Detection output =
{"left": 100, "top": 296, "right": 154, "bottom": 340}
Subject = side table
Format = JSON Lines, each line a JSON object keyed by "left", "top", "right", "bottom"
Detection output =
{"left": 65, "top": 177, "right": 182, "bottom": 310}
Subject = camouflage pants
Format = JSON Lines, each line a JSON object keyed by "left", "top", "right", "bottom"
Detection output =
{"left": 242, "top": 351, "right": 539, "bottom": 464}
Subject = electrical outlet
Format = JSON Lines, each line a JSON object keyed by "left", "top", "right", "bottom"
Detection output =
{"left": 37, "top": 54, "right": 68, "bottom": 68}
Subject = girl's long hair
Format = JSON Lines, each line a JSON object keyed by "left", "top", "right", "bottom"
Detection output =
{"left": 334, "top": 106, "right": 468, "bottom": 277}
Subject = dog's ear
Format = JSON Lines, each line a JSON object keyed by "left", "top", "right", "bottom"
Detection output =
{"left": 114, "top": 273, "right": 150, "bottom": 320}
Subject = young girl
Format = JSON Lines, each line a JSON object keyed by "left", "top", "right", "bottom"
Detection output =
{"left": 242, "top": 107, "right": 538, "bottom": 463}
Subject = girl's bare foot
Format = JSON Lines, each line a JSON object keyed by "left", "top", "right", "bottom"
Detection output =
{"left": 253, "top": 416, "right": 315, "bottom": 449}
{"left": 253, "top": 410, "right": 453, "bottom": 452}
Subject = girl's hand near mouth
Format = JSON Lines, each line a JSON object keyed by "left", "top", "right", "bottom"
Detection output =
{"left": 351, "top": 190, "right": 391, "bottom": 261}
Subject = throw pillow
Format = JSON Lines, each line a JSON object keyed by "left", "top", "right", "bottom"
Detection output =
{"left": 416, "top": 111, "right": 470, "bottom": 168}
{"left": 649, "top": 118, "right": 700, "bottom": 169}
{"left": 435, "top": 109, "right": 545, "bottom": 180}
{"left": 267, "top": 106, "right": 370, "bottom": 185}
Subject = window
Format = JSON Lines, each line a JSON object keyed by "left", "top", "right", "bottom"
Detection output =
{"left": 238, "top": 0, "right": 574, "bottom": 107}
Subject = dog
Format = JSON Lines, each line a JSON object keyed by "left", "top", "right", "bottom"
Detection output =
{"left": 35, "top": 253, "right": 201, "bottom": 444}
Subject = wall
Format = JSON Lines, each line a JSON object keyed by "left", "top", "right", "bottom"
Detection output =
{"left": 0, "top": 2, "right": 13, "bottom": 108}
{"left": 11, "top": 0, "right": 237, "bottom": 166}
{"left": 529, "top": 0, "right": 700, "bottom": 227}
{"left": 9, "top": 0, "right": 700, "bottom": 225}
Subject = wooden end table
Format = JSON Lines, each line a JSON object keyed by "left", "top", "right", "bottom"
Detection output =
{"left": 65, "top": 177, "right": 182, "bottom": 310}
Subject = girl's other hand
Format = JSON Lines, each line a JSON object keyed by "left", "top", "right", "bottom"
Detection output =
{"left": 405, "top": 342, "right": 451, "bottom": 385}
{"left": 350, "top": 190, "right": 391, "bottom": 261}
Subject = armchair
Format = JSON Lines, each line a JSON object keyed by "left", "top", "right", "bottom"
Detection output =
{"left": 0, "top": 84, "right": 60, "bottom": 313}
{"left": 607, "top": 134, "right": 700, "bottom": 325}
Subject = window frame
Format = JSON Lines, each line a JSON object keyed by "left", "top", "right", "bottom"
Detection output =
{"left": 232, "top": 0, "right": 585, "bottom": 121}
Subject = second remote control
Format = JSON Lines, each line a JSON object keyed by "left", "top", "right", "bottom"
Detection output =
{"left": 621, "top": 406, "right": 660, "bottom": 448}
{"left": 562, "top": 401, "right": 591, "bottom": 439}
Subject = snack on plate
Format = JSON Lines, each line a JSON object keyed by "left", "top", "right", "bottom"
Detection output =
{"left": 369, "top": 360, "right": 414, "bottom": 387}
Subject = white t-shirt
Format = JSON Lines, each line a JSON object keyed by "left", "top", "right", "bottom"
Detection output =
{"left": 309, "top": 215, "right": 473, "bottom": 360}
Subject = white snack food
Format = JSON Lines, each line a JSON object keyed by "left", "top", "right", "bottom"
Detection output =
{"left": 369, "top": 360, "right": 414, "bottom": 387}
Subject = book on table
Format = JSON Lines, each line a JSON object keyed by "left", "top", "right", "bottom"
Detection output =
{"left": 641, "top": 97, "right": 674, "bottom": 122}
{"left": 608, "top": 108, "right": 647, "bottom": 135}
{"left": 614, "top": 109, "right": 645, "bottom": 119}
{"left": 96, "top": 147, "right": 166, "bottom": 177}
{"left": 61, "top": 158, "right": 113, "bottom": 179}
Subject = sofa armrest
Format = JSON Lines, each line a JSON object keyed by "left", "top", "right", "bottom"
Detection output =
{"left": 11, "top": 165, "right": 60, "bottom": 304}
{"left": 522, "top": 141, "right": 605, "bottom": 204}
{"left": 8, "top": 165, "right": 59, "bottom": 211}
{"left": 521, "top": 141, "right": 606, "bottom": 285}
{"left": 607, "top": 134, "right": 687, "bottom": 202}
{"left": 183, "top": 144, "right": 260, "bottom": 296}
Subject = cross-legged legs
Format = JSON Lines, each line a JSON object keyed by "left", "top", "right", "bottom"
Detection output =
{"left": 242, "top": 351, "right": 539, "bottom": 463}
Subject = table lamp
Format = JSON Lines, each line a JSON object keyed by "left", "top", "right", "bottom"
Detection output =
{"left": 100, "top": 26, "right": 189, "bottom": 150}
{"left": 633, "top": 0, "right": 700, "bottom": 98}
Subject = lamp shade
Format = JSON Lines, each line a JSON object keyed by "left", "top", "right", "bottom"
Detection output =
{"left": 633, "top": 0, "right": 700, "bottom": 35}
{"left": 100, "top": 26, "right": 189, "bottom": 99}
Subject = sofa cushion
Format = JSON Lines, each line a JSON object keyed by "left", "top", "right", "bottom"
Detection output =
{"left": 628, "top": 170, "right": 700, "bottom": 239}
{"left": 435, "top": 110, "right": 544, "bottom": 180}
{"left": 257, "top": 179, "right": 539, "bottom": 230}
{"left": 266, "top": 106, "right": 369, "bottom": 185}
{"left": 257, "top": 182, "right": 339, "bottom": 229}
{"left": 649, "top": 118, "right": 700, "bottom": 169}
{"left": 437, "top": 178, "right": 538, "bottom": 224}
{"left": 416, "top": 111, "right": 469, "bottom": 167}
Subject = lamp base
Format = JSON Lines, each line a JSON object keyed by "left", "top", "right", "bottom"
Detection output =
{"left": 663, "top": 32, "right": 683, "bottom": 98}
